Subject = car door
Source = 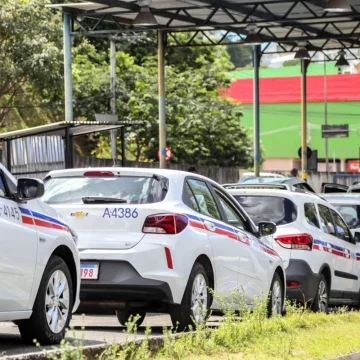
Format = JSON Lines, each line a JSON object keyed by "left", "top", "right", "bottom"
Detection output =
{"left": 329, "top": 209, "right": 358, "bottom": 299}
{"left": 186, "top": 178, "right": 239, "bottom": 302}
{"left": 317, "top": 204, "right": 353, "bottom": 300}
{"left": 211, "top": 187, "right": 265, "bottom": 304}
{"left": 0, "top": 170, "right": 38, "bottom": 312}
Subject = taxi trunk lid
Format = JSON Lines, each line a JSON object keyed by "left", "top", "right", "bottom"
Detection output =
{"left": 53, "top": 204, "right": 160, "bottom": 250}
{"left": 42, "top": 170, "right": 169, "bottom": 250}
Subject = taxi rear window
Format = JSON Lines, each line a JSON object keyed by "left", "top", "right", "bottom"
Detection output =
{"left": 233, "top": 195, "right": 297, "bottom": 226}
{"left": 42, "top": 176, "right": 168, "bottom": 205}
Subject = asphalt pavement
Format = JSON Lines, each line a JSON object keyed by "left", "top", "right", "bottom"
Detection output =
{"left": 0, "top": 313, "right": 222, "bottom": 359}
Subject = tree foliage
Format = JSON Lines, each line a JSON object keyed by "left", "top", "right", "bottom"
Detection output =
{"left": 0, "top": 0, "right": 64, "bottom": 129}
{"left": 1, "top": 2, "right": 256, "bottom": 168}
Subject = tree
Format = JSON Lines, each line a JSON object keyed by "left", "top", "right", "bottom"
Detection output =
{"left": 88, "top": 35, "right": 254, "bottom": 167}
{"left": 0, "top": 0, "right": 64, "bottom": 130}
{"left": 227, "top": 44, "right": 253, "bottom": 68}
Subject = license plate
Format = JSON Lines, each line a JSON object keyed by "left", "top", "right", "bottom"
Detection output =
{"left": 81, "top": 263, "right": 99, "bottom": 280}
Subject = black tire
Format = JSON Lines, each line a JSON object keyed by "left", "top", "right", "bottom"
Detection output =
{"left": 311, "top": 274, "right": 329, "bottom": 313}
{"left": 116, "top": 310, "right": 146, "bottom": 327}
{"left": 267, "top": 272, "right": 284, "bottom": 317}
{"left": 170, "top": 262, "right": 210, "bottom": 331}
{"left": 18, "top": 255, "right": 73, "bottom": 345}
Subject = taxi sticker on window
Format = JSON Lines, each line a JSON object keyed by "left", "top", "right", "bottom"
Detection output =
{"left": 103, "top": 208, "right": 138, "bottom": 219}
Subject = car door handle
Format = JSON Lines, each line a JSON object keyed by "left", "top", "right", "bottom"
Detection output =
{"left": 204, "top": 220, "right": 216, "bottom": 232}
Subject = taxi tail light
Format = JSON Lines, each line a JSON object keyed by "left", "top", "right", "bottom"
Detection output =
{"left": 286, "top": 281, "right": 300, "bottom": 288}
{"left": 275, "top": 234, "right": 313, "bottom": 251}
{"left": 142, "top": 213, "right": 188, "bottom": 234}
{"left": 83, "top": 171, "right": 114, "bottom": 177}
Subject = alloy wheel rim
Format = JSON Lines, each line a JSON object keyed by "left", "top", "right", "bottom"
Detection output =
{"left": 318, "top": 280, "right": 328, "bottom": 312}
{"left": 191, "top": 274, "right": 208, "bottom": 323}
{"left": 45, "top": 270, "right": 70, "bottom": 334}
{"left": 271, "top": 280, "right": 282, "bottom": 316}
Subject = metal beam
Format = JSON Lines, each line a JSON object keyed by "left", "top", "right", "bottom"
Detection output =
{"left": 158, "top": 30, "right": 166, "bottom": 169}
{"left": 63, "top": 13, "right": 73, "bottom": 123}
{"left": 253, "top": 45, "right": 261, "bottom": 178}
{"left": 110, "top": 39, "right": 117, "bottom": 160}
{"left": 191, "top": 0, "right": 360, "bottom": 45}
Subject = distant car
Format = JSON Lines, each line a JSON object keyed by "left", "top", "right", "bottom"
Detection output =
{"left": 231, "top": 177, "right": 316, "bottom": 194}
{"left": 322, "top": 182, "right": 360, "bottom": 194}
{"left": 0, "top": 163, "right": 80, "bottom": 345}
{"left": 322, "top": 194, "right": 360, "bottom": 235}
{"left": 239, "top": 172, "right": 285, "bottom": 183}
{"left": 224, "top": 183, "right": 360, "bottom": 313}
{"left": 42, "top": 167, "right": 286, "bottom": 330}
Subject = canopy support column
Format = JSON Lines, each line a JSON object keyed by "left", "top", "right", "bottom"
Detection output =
{"left": 6, "top": 140, "right": 11, "bottom": 173}
{"left": 253, "top": 45, "right": 261, "bottom": 177}
{"left": 121, "top": 127, "right": 126, "bottom": 167}
{"left": 158, "top": 30, "right": 166, "bottom": 169}
{"left": 301, "top": 59, "right": 309, "bottom": 181}
{"left": 63, "top": 13, "right": 73, "bottom": 123}
{"left": 110, "top": 39, "right": 117, "bottom": 161}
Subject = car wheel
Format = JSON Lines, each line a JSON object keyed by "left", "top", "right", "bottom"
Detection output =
{"left": 267, "top": 272, "right": 284, "bottom": 317}
{"left": 170, "top": 262, "right": 210, "bottom": 331}
{"left": 116, "top": 310, "right": 146, "bottom": 327}
{"left": 311, "top": 274, "right": 329, "bottom": 313}
{"left": 18, "top": 255, "right": 73, "bottom": 345}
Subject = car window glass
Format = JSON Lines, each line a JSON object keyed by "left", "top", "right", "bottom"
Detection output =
{"left": 43, "top": 176, "right": 167, "bottom": 204}
{"left": 0, "top": 173, "right": 8, "bottom": 197}
{"left": 184, "top": 182, "right": 200, "bottom": 212}
{"left": 2, "top": 172, "right": 16, "bottom": 194}
{"left": 318, "top": 204, "right": 336, "bottom": 235}
{"left": 333, "top": 204, "right": 360, "bottom": 229}
{"left": 187, "top": 179, "right": 221, "bottom": 219}
{"left": 215, "top": 191, "right": 245, "bottom": 230}
{"left": 234, "top": 195, "right": 297, "bottom": 226}
{"left": 304, "top": 203, "right": 320, "bottom": 228}
{"left": 330, "top": 209, "right": 352, "bottom": 242}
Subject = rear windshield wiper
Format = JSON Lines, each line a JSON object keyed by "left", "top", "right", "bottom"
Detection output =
{"left": 82, "top": 196, "right": 127, "bottom": 204}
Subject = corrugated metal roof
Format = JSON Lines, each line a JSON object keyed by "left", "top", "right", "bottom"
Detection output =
{"left": 48, "top": 0, "right": 360, "bottom": 53}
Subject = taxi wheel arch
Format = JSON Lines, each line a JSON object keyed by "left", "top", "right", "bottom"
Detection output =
{"left": 194, "top": 255, "right": 214, "bottom": 305}
{"left": 275, "top": 266, "right": 285, "bottom": 297}
{"left": 18, "top": 255, "right": 73, "bottom": 345}
{"left": 52, "top": 245, "right": 78, "bottom": 305}
{"left": 319, "top": 265, "right": 331, "bottom": 291}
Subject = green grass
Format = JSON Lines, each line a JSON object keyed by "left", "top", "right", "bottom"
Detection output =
{"left": 40, "top": 301, "right": 360, "bottom": 360}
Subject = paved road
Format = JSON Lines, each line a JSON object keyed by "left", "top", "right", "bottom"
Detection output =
{"left": 0, "top": 313, "right": 222, "bottom": 359}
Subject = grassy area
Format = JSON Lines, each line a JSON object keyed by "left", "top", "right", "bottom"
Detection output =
{"left": 41, "top": 300, "right": 360, "bottom": 360}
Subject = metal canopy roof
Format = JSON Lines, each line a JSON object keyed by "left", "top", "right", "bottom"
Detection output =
{"left": 50, "top": 0, "right": 360, "bottom": 57}
{"left": 0, "top": 120, "right": 143, "bottom": 140}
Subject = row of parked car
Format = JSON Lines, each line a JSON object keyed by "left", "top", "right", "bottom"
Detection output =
{"left": 1, "top": 163, "right": 359, "bottom": 345}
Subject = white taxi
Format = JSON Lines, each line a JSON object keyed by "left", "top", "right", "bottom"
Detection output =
{"left": 225, "top": 183, "right": 360, "bottom": 312}
{"left": 0, "top": 163, "right": 80, "bottom": 345}
{"left": 42, "top": 168, "right": 286, "bottom": 330}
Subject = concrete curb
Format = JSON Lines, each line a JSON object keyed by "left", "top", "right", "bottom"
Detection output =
{"left": 2, "top": 332, "right": 192, "bottom": 360}
{"left": 331, "top": 353, "right": 360, "bottom": 360}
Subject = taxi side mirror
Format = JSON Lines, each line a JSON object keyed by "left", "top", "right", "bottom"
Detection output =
{"left": 354, "top": 232, "right": 360, "bottom": 243}
{"left": 17, "top": 178, "right": 45, "bottom": 201}
{"left": 258, "top": 221, "right": 277, "bottom": 237}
